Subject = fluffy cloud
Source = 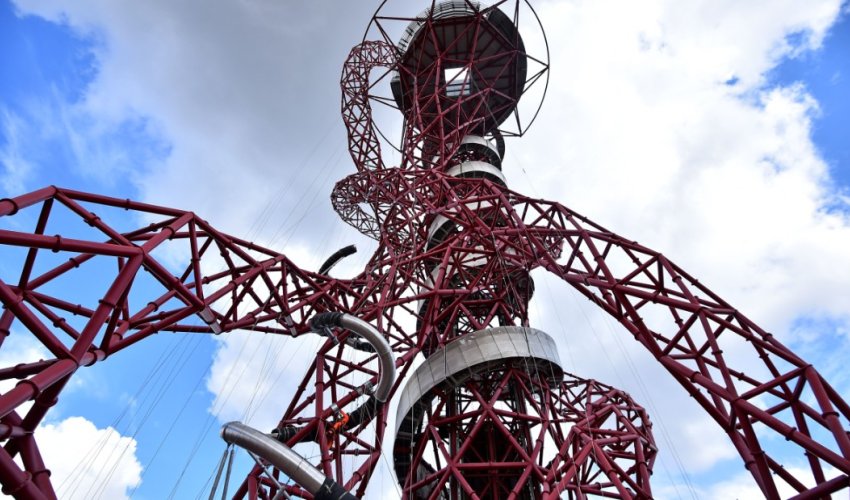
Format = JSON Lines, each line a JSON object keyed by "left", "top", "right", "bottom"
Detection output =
{"left": 0, "top": 336, "right": 141, "bottom": 499}
{"left": 8, "top": 0, "right": 850, "bottom": 496}
{"left": 36, "top": 416, "right": 142, "bottom": 500}
{"left": 0, "top": 109, "right": 34, "bottom": 193}
{"left": 11, "top": 0, "right": 378, "bottom": 236}
{"left": 694, "top": 465, "right": 843, "bottom": 499}
{"left": 525, "top": 1, "right": 850, "bottom": 325}
{"left": 206, "top": 331, "right": 324, "bottom": 431}
{"left": 0, "top": 334, "right": 51, "bottom": 418}
{"left": 515, "top": 0, "right": 850, "bottom": 491}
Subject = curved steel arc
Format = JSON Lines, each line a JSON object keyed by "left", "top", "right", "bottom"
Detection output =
{"left": 0, "top": 186, "right": 382, "bottom": 499}
{"left": 1, "top": 1, "right": 849, "bottom": 499}
{"left": 334, "top": 41, "right": 398, "bottom": 239}
{"left": 503, "top": 193, "right": 850, "bottom": 498}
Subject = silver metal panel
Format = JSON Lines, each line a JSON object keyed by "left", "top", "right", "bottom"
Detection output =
{"left": 397, "top": 1, "right": 482, "bottom": 54}
{"left": 460, "top": 135, "right": 500, "bottom": 159}
{"left": 426, "top": 196, "right": 501, "bottom": 246}
{"left": 221, "top": 422, "right": 327, "bottom": 495}
{"left": 445, "top": 161, "right": 506, "bottom": 185}
{"left": 426, "top": 213, "right": 452, "bottom": 245}
{"left": 395, "top": 326, "right": 562, "bottom": 434}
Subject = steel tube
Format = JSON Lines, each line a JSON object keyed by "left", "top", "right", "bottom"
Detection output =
{"left": 220, "top": 422, "right": 356, "bottom": 500}
{"left": 0, "top": 230, "right": 142, "bottom": 258}
{"left": 0, "top": 186, "right": 56, "bottom": 217}
{"left": 221, "top": 422, "right": 326, "bottom": 494}
{"left": 0, "top": 360, "right": 77, "bottom": 420}
{"left": 311, "top": 312, "right": 396, "bottom": 403}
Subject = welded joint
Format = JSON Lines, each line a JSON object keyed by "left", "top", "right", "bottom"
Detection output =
{"left": 0, "top": 423, "right": 30, "bottom": 440}
{"left": 276, "top": 313, "right": 297, "bottom": 336}
{"left": 198, "top": 306, "right": 223, "bottom": 334}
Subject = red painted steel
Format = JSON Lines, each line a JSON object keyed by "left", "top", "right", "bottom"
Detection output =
{"left": 0, "top": 1, "right": 848, "bottom": 499}
{"left": 395, "top": 366, "right": 655, "bottom": 499}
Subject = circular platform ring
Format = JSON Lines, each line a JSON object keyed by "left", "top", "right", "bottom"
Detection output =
{"left": 393, "top": 326, "right": 562, "bottom": 491}
{"left": 394, "top": 326, "right": 561, "bottom": 435}
{"left": 390, "top": 1, "right": 528, "bottom": 135}
{"left": 445, "top": 160, "right": 507, "bottom": 185}
{"left": 426, "top": 194, "right": 505, "bottom": 250}
{"left": 453, "top": 135, "right": 503, "bottom": 168}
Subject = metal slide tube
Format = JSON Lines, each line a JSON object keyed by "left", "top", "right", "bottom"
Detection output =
{"left": 221, "top": 422, "right": 356, "bottom": 500}
{"left": 310, "top": 312, "right": 396, "bottom": 402}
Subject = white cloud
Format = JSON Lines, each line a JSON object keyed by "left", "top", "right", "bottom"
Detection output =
{"left": 0, "top": 336, "right": 141, "bottom": 499}
{"left": 511, "top": 0, "right": 850, "bottom": 490}
{"left": 0, "top": 333, "right": 51, "bottom": 418}
{"left": 0, "top": 109, "right": 35, "bottom": 193}
{"left": 0, "top": 333, "right": 50, "bottom": 369}
{"left": 695, "top": 465, "right": 843, "bottom": 499}
{"left": 206, "top": 331, "right": 323, "bottom": 431}
{"left": 9, "top": 0, "right": 850, "bottom": 496}
{"left": 11, "top": 0, "right": 376, "bottom": 235}
{"left": 516, "top": 0, "right": 850, "bottom": 486}
{"left": 523, "top": 0, "right": 850, "bottom": 345}
{"left": 36, "top": 416, "right": 142, "bottom": 500}
{"left": 0, "top": 87, "right": 165, "bottom": 193}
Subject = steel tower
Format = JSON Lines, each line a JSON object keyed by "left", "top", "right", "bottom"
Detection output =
{"left": 0, "top": 1, "right": 849, "bottom": 499}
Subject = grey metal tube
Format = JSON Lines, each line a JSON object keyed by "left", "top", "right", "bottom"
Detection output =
{"left": 220, "top": 421, "right": 326, "bottom": 495}
{"left": 220, "top": 446, "right": 234, "bottom": 500}
{"left": 311, "top": 312, "right": 396, "bottom": 402}
{"left": 207, "top": 447, "right": 227, "bottom": 500}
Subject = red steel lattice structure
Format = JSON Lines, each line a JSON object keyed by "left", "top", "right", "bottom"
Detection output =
{"left": 0, "top": 1, "right": 849, "bottom": 498}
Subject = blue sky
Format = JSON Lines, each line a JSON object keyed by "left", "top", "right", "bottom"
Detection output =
{"left": 772, "top": 10, "right": 850, "bottom": 189}
{"left": 0, "top": 5, "right": 244, "bottom": 498}
{"left": 2, "top": 0, "right": 850, "bottom": 498}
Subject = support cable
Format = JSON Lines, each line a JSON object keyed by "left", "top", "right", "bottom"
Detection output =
{"left": 88, "top": 333, "right": 204, "bottom": 499}
{"left": 58, "top": 333, "right": 190, "bottom": 497}
{"left": 207, "top": 445, "right": 230, "bottom": 500}
{"left": 220, "top": 446, "right": 235, "bottom": 500}
{"left": 510, "top": 147, "right": 697, "bottom": 499}
{"left": 166, "top": 126, "right": 344, "bottom": 498}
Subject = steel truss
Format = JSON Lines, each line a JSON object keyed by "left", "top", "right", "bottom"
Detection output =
{"left": 0, "top": 1, "right": 848, "bottom": 499}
